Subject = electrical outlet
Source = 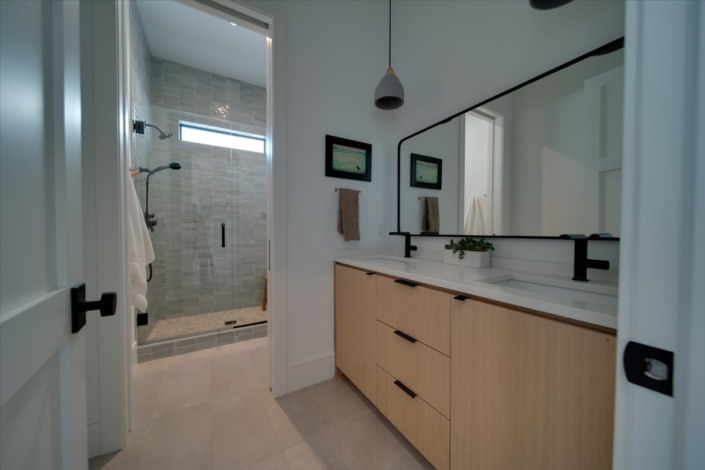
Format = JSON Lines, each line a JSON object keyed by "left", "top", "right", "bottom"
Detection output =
{"left": 377, "top": 224, "right": 385, "bottom": 238}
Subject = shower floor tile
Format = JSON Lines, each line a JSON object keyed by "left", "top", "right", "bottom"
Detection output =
{"left": 145, "top": 306, "right": 266, "bottom": 344}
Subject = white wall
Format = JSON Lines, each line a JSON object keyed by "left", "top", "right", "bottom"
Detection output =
{"left": 248, "top": 0, "right": 624, "bottom": 392}
{"left": 249, "top": 0, "right": 395, "bottom": 390}
{"left": 399, "top": 120, "right": 460, "bottom": 233}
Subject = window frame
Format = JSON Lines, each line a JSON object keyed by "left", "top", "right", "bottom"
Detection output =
{"left": 178, "top": 121, "right": 265, "bottom": 153}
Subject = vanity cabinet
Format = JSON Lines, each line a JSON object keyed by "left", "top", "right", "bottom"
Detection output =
{"left": 376, "top": 275, "right": 451, "bottom": 355}
{"left": 450, "top": 298, "right": 616, "bottom": 470}
{"left": 334, "top": 264, "right": 377, "bottom": 403}
{"left": 334, "top": 262, "right": 616, "bottom": 470}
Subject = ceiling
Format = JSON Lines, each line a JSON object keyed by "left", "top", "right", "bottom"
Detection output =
{"left": 135, "top": 0, "right": 267, "bottom": 87}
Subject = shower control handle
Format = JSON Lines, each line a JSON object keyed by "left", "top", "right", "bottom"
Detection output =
{"left": 145, "top": 212, "right": 157, "bottom": 232}
{"left": 221, "top": 223, "right": 226, "bottom": 248}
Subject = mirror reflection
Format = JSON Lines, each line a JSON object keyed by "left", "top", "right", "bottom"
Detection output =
{"left": 399, "top": 45, "right": 624, "bottom": 237}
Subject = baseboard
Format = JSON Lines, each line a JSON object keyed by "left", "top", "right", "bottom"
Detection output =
{"left": 286, "top": 354, "right": 335, "bottom": 393}
{"left": 87, "top": 422, "right": 101, "bottom": 458}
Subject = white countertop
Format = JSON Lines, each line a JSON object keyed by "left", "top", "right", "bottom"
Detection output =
{"left": 334, "top": 255, "right": 618, "bottom": 331}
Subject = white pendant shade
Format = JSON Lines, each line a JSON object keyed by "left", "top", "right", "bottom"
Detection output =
{"left": 375, "top": 67, "right": 404, "bottom": 110}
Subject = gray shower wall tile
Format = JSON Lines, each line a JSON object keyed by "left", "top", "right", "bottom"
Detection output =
{"left": 138, "top": 57, "right": 267, "bottom": 329}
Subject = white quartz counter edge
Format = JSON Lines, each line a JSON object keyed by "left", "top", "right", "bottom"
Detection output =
{"left": 335, "top": 256, "right": 618, "bottom": 331}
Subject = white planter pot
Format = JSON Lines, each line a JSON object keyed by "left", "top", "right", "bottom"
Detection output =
{"left": 443, "top": 249, "right": 490, "bottom": 268}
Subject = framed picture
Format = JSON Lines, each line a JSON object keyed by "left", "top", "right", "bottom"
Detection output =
{"left": 325, "top": 135, "right": 372, "bottom": 182}
{"left": 410, "top": 153, "right": 442, "bottom": 190}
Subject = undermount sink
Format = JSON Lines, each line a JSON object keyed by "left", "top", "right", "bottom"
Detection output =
{"left": 477, "top": 274, "right": 618, "bottom": 309}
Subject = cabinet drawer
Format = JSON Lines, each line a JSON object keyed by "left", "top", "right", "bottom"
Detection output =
{"left": 376, "top": 276, "right": 451, "bottom": 355}
{"left": 376, "top": 366, "right": 450, "bottom": 470}
{"left": 376, "top": 321, "right": 450, "bottom": 418}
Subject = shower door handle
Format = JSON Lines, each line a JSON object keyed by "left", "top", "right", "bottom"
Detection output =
{"left": 221, "top": 223, "right": 226, "bottom": 247}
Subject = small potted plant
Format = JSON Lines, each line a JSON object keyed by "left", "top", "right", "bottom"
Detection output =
{"left": 444, "top": 237, "right": 494, "bottom": 268}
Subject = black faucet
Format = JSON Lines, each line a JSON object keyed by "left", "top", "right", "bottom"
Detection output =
{"left": 560, "top": 234, "right": 610, "bottom": 282}
{"left": 400, "top": 232, "right": 417, "bottom": 258}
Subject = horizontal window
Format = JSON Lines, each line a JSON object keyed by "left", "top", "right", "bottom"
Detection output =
{"left": 179, "top": 122, "right": 265, "bottom": 153}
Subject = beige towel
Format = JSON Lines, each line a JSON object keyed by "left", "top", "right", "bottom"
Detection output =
{"left": 422, "top": 197, "right": 440, "bottom": 233}
{"left": 337, "top": 189, "right": 361, "bottom": 241}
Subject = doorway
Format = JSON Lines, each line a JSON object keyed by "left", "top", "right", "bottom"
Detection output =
{"left": 459, "top": 107, "right": 504, "bottom": 235}
{"left": 128, "top": 0, "right": 269, "bottom": 358}
{"left": 84, "top": 0, "right": 279, "bottom": 459}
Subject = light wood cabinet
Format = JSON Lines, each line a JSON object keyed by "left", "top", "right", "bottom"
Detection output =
{"left": 376, "top": 275, "right": 452, "bottom": 355}
{"left": 334, "top": 264, "right": 377, "bottom": 403}
{"left": 450, "top": 298, "right": 616, "bottom": 470}
{"left": 335, "top": 263, "right": 616, "bottom": 470}
{"left": 376, "top": 321, "right": 450, "bottom": 418}
{"left": 376, "top": 366, "right": 450, "bottom": 470}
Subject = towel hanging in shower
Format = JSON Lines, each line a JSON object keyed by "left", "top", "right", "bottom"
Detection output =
{"left": 127, "top": 177, "right": 155, "bottom": 311}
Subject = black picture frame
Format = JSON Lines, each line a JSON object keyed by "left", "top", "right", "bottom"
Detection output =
{"left": 325, "top": 135, "right": 372, "bottom": 182}
{"left": 410, "top": 154, "right": 442, "bottom": 190}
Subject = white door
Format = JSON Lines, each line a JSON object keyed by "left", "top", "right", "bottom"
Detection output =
{"left": 0, "top": 1, "right": 90, "bottom": 469}
{"left": 614, "top": 1, "right": 704, "bottom": 469}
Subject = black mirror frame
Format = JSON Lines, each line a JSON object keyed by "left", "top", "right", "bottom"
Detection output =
{"left": 393, "top": 37, "right": 624, "bottom": 242}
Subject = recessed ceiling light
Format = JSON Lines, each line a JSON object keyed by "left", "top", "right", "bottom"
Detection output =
{"left": 230, "top": 22, "right": 237, "bottom": 26}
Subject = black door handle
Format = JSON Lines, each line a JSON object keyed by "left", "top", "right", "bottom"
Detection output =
{"left": 221, "top": 223, "right": 226, "bottom": 247}
{"left": 71, "top": 283, "right": 117, "bottom": 334}
{"left": 393, "top": 330, "right": 417, "bottom": 343}
{"left": 394, "top": 380, "right": 417, "bottom": 398}
{"left": 394, "top": 279, "right": 418, "bottom": 288}
{"left": 454, "top": 295, "right": 470, "bottom": 301}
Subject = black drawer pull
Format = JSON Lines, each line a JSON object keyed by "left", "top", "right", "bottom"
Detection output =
{"left": 393, "top": 330, "right": 417, "bottom": 343}
{"left": 365, "top": 272, "right": 375, "bottom": 276}
{"left": 394, "top": 279, "right": 418, "bottom": 288}
{"left": 454, "top": 295, "right": 470, "bottom": 301}
{"left": 394, "top": 380, "right": 417, "bottom": 399}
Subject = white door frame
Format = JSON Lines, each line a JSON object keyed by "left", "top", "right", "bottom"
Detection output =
{"left": 614, "top": 1, "right": 704, "bottom": 468}
{"left": 82, "top": 0, "right": 131, "bottom": 456}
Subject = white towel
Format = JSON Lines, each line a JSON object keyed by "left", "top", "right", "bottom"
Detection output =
{"left": 127, "top": 178, "right": 155, "bottom": 311}
{"left": 464, "top": 195, "right": 487, "bottom": 235}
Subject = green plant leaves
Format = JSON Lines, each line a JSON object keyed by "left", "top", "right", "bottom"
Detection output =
{"left": 445, "top": 237, "right": 495, "bottom": 260}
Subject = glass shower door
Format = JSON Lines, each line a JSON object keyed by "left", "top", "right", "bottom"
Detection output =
{"left": 228, "top": 143, "right": 268, "bottom": 329}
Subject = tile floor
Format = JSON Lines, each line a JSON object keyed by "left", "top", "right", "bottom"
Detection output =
{"left": 145, "top": 306, "right": 267, "bottom": 344}
{"left": 89, "top": 337, "right": 433, "bottom": 470}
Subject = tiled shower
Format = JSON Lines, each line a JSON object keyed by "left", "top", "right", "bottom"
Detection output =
{"left": 131, "top": 5, "right": 267, "bottom": 360}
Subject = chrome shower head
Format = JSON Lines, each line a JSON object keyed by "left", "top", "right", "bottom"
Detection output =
{"left": 145, "top": 123, "right": 173, "bottom": 140}
{"left": 149, "top": 163, "right": 181, "bottom": 175}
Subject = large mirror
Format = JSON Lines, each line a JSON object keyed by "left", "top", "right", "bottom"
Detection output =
{"left": 398, "top": 39, "right": 624, "bottom": 238}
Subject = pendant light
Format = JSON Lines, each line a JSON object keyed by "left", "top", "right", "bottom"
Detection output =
{"left": 375, "top": 0, "right": 404, "bottom": 110}
{"left": 529, "top": 0, "right": 574, "bottom": 10}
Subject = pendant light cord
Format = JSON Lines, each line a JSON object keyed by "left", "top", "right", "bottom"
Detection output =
{"left": 388, "top": 0, "right": 392, "bottom": 68}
